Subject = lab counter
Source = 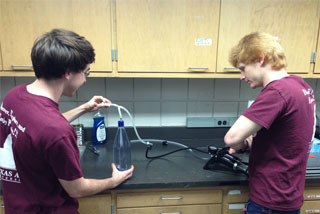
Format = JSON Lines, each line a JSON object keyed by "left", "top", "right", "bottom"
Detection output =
{"left": 1, "top": 127, "right": 320, "bottom": 195}
{"left": 79, "top": 138, "right": 320, "bottom": 191}
{"left": 80, "top": 139, "right": 249, "bottom": 190}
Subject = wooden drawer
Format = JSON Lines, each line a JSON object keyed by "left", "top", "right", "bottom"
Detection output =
{"left": 224, "top": 187, "right": 249, "bottom": 203}
{"left": 117, "top": 189, "right": 223, "bottom": 208}
{"left": 0, "top": 196, "right": 4, "bottom": 214}
{"left": 117, "top": 204, "right": 222, "bottom": 214}
{"left": 301, "top": 201, "right": 320, "bottom": 214}
{"left": 78, "top": 194, "right": 111, "bottom": 214}
{"left": 223, "top": 204, "right": 246, "bottom": 214}
{"left": 304, "top": 187, "right": 320, "bottom": 201}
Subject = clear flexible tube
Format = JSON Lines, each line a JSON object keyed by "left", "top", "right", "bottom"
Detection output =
{"left": 97, "top": 103, "right": 151, "bottom": 146}
{"left": 98, "top": 103, "right": 208, "bottom": 159}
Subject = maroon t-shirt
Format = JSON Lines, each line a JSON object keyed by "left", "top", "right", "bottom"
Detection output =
{"left": 243, "top": 75, "right": 315, "bottom": 210}
{"left": 0, "top": 85, "right": 83, "bottom": 214}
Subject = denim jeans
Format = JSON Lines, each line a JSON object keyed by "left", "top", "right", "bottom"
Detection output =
{"left": 245, "top": 199, "right": 300, "bottom": 214}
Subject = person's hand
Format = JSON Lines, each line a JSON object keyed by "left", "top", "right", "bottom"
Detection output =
{"left": 83, "top": 96, "right": 111, "bottom": 113}
{"left": 110, "top": 163, "right": 134, "bottom": 188}
{"left": 228, "top": 148, "right": 237, "bottom": 154}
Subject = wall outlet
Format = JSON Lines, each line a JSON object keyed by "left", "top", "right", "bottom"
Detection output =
{"left": 187, "top": 117, "right": 238, "bottom": 128}
{"left": 212, "top": 117, "right": 237, "bottom": 127}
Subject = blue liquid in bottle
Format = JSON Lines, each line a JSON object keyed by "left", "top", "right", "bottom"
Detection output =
{"left": 92, "top": 110, "right": 107, "bottom": 146}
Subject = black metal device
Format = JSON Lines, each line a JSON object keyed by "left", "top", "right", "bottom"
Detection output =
{"left": 203, "top": 146, "right": 248, "bottom": 176}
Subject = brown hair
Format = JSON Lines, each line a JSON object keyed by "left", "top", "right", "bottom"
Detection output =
{"left": 31, "top": 29, "right": 95, "bottom": 80}
{"left": 229, "top": 32, "right": 287, "bottom": 70}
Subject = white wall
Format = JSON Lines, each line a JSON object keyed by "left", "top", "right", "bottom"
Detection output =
{"left": 1, "top": 77, "right": 318, "bottom": 127}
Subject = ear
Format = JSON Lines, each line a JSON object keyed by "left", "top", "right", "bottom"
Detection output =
{"left": 258, "top": 52, "right": 266, "bottom": 66}
{"left": 64, "top": 69, "right": 71, "bottom": 80}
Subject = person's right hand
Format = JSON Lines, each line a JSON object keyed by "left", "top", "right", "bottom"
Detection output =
{"left": 110, "top": 163, "right": 134, "bottom": 188}
{"left": 228, "top": 148, "right": 237, "bottom": 154}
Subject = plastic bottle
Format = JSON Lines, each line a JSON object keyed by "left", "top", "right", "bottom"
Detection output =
{"left": 92, "top": 110, "right": 107, "bottom": 145}
{"left": 113, "top": 119, "right": 131, "bottom": 171}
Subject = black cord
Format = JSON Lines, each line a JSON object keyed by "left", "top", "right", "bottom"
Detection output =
{"left": 145, "top": 146, "right": 208, "bottom": 159}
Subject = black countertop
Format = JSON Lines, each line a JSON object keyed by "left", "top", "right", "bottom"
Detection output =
{"left": 80, "top": 137, "right": 320, "bottom": 190}
{"left": 1, "top": 127, "right": 320, "bottom": 194}
{"left": 80, "top": 138, "right": 249, "bottom": 190}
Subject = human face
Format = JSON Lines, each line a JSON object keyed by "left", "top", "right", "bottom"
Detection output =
{"left": 63, "top": 64, "right": 90, "bottom": 97}
{"left": 238, "top": 62, "right": 263, "bottom": 89}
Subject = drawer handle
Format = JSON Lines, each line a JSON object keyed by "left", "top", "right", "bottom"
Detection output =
{"left": 307, "top": 195, "right": 320, "bottom": 199}
{"left": 160, "top": 196, "right": 183, "bottom": 200}
{"left": 11, "top": 65, "right": 33, "bottom": 69}
{"left": 160, "top": 212, "right": 181, "bottom": 214}
{"left": 1, "top": 203, "right": 4, "bottom": 208}
{"left": 188, "top": 67, "right": 208, "bottom": 72}
{"left": 223, "top": 67, "right": 239, "bottom": 70}
{"left": 306, "top": 210, "right": 320, "bottom": 213}
{"left": 188, "top": 67, "right": 208, "bottom": 70}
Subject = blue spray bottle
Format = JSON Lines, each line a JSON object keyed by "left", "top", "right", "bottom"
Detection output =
{"left": 92, "top": 109, "right": 107, "bottom": 145}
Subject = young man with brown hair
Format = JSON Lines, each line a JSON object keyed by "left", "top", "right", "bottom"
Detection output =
{"left": 0, "top": 29, "right": 134, "bottom": 214}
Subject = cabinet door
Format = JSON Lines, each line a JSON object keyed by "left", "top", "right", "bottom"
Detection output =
{"left": 78, "top": 194, "right": 112, "bottom": 214}
{"left": 224, "top": 187, "right": 249, "bottom": 203}
{"left": 116, "top": 0, "right": 220, "bottom": 74}
{"left": 217, "top": 0, "right": 320, "bottom": 74}
{"left": 0, "top": 196, "right": 4, "bottom": 214}
{"left": 0, "top": 0, "right": 112, "bottom": 73}
{"left": 314, "top": 21, "right": 320, "bottom": 74}
{"left": 0, "top": 41, "right": 3, "bottom": 71}
{"left": 223, "top": 204, "right": 246, "bottom": 214}
{"left": 118, "top": 204, "right": 222, "bottom": 214}
{"left": 301, "top": 201, "right": 320, "bottom": 214}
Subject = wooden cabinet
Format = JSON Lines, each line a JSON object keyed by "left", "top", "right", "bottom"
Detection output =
{"left": 0, "top": 0, "right": 113, "bottom": 75}
{"left": 115, "top": 0, "right": 220, "bottom": 78}
{"left": 217, "top": 0, "right": 320, "bottom": 75}
{"left": 222, "top": 186, "right": 249, "bottom": 214}
{"left": 78, "top": 194, "right": 112, "bottom": 214}
{"left": 116, "top": 188, "right": 223, "bottom": 214}
{"left": 1, "top": 0, "right": 320, "bottom": 78}
{"left": 0, "top": 196, "right": 4, "bottom": 214}
{"left": 314, "top": 19, "right": 320, "bottom": 74}
{"left": 0, "top": 0, "right": 2, "bottom": 72}
{"left": 301, "top": 186, "right": 320, "bottom": 213}
{"left": 0, "top": 42, "right": 3, "bottom": 71}
{"left": 221, "top": 185, "right": 320, "bottom": 214}
{"left": 118, "top": 204, "right": 221, "bottom": 214}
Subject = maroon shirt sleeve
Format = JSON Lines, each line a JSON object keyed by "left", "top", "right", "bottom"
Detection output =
{"left": 243, "top": 88, "right": 286, "bottom": 130}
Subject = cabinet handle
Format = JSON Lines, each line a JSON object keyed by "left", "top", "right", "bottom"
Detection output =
{"left": 188, "top": 67, "right": 208, "bottom": 71}
{"left": 160, "top": 196, "right": 183, "bottom": 200}
{"left": 11, "top": 65, "right": 33, "bottom": 70}
{"left": 305, "top": 210, "right": 320, "bottom": 213}
{"left": 223, "top": 67, "right": 239, "bottom": 70}
{"left": 1, "top": 203, "right": 4, "bottom": 208}
{"left": 307, "top": 194, "right": 320, "bottom": 199}
{"left": 111, "top": 204, "right": 114, "bottom": 214}
{"left": 310, "top": 52, "right": 316, "bottom": 64}
{"left": 160, "top": 212, "right": 181, "bottom": 214}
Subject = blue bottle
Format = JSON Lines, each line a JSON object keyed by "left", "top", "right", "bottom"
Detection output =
{"left": 92, "top": 110, "right": 107, "bottom": 145}
{"left": 113, "top": 120, "right": 131, "bottom": 171}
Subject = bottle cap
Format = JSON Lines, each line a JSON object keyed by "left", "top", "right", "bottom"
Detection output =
{"left": 94, "top": 109, "right": 103, "bottom": 118}
{"left": 118, "top": 120, "right": 124, "bottom": 127}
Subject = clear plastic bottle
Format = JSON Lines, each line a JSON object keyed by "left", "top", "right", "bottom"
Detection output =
{"left": 113, "top": 119, "right": 131, "bottom": 171}
{"left": 92, "top": 110, "right": 107, "bottom": 145}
